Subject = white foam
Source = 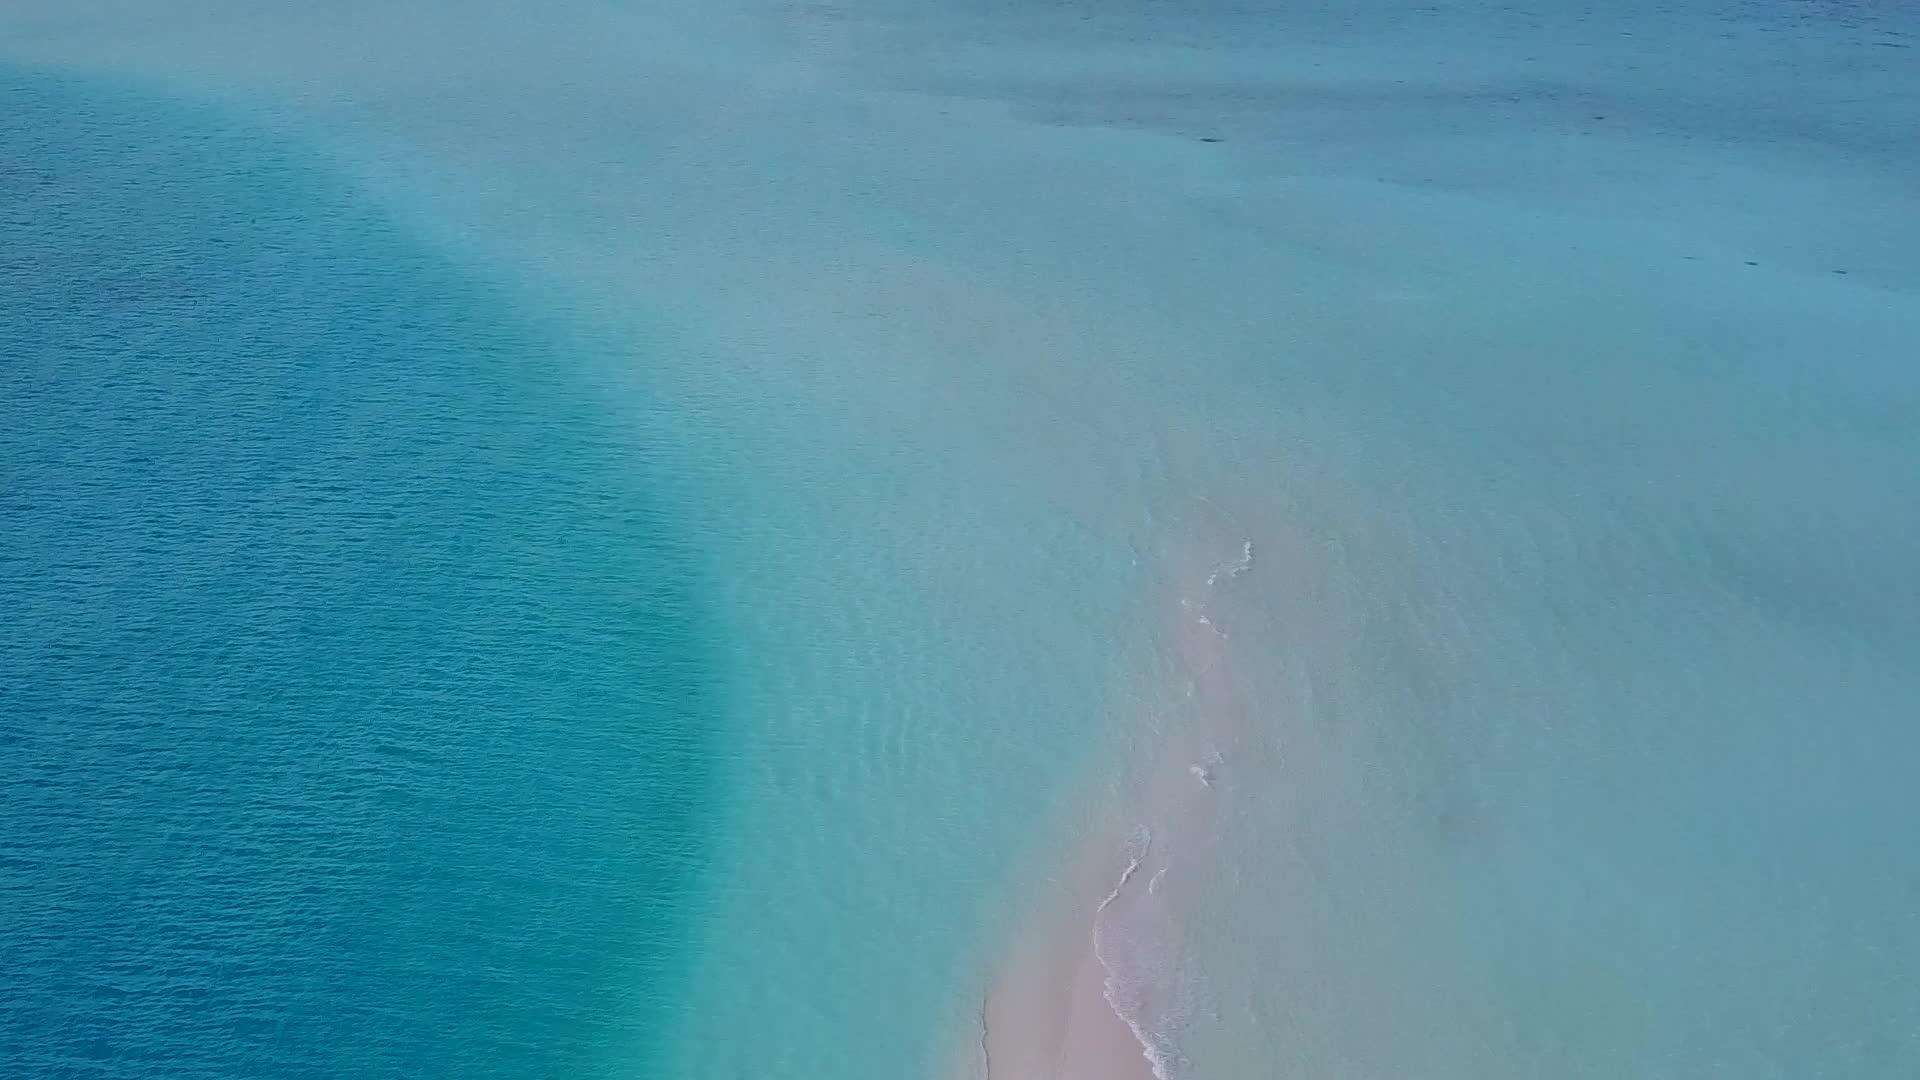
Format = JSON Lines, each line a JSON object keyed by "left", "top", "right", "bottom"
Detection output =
{"left": 1099, "top": 854, "right": 1145, "bottom": 915}
{"left": 1090, "top": 825, "right": 1185, "bottom": 1080}
{"left": 1203, "top": 539, "right": 1255, "bottom": 588}
{"left": 1099, "top": 824, "right": 1154, "bottom": 914}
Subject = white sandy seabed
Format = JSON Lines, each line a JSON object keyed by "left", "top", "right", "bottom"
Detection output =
{"left": 7, "top": 1, "right": 1920, "bottom": 1076}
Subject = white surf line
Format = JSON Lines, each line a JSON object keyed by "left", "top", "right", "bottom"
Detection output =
{"left": 1091, "top": 825, "right": 1176, "bottom": 1080}
{"left": 1097, "top": 827, "right": 1152, "bottom": 915}
{"left": 1092, "top": 912, "right": 1176, "bottom": 1080}
{"left": 975, "top": 997, "right": 994, "bottom": 1080}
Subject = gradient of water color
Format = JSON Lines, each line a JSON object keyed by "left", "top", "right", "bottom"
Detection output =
{"left": 4, "top": 2, "right": 1919, "bottom": 1077}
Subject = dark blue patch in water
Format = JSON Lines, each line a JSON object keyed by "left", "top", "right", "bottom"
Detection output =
{"left": 0, "top": 72, "right": 715, "bottom": 1079}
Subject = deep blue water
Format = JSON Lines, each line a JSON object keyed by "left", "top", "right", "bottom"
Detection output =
{"left": 0, "top": 73, "right": 714, "bottom": 1078}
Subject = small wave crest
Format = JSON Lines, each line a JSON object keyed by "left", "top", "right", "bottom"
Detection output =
{"left": 1204, "top": 539, "right": 1255, "bottom": 588}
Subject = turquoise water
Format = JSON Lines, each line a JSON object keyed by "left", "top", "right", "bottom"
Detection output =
{"left": 5, "top": 3, "right": 1920, "bottom": 1078}
{"left": 0, "top": 75, "right": 713, "bottom": 1078}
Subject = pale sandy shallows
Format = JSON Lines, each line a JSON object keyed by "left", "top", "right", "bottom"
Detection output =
{"left": 961, "top": 529, "right": 1274, "bottom": 1080}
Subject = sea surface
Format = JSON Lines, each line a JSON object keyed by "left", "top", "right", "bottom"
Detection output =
{"left": 4, "top": 2, "right": 1920, "bottom": 1078}
{"left": 1, "top": 75, "right": 714, "bottom": 1078}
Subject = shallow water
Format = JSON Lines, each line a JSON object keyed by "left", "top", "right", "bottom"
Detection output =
{"left": 5, "top": 3, "right": 1919, "bottom": 1077}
